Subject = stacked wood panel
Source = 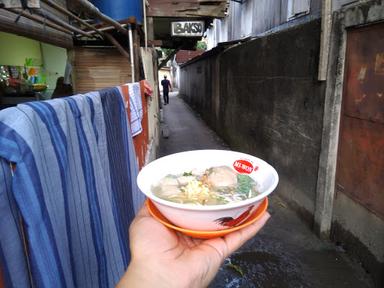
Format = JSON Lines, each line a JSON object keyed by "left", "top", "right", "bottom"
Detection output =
{"left": 73, "top": 47, "right": 131, "bottom": 93}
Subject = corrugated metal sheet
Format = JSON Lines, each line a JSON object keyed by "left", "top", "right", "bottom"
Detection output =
{"left": 252, "top": 0, "right": 282, "bottom": 35}
{"left": 205, "top": 0, "right": 322, "bottom": 47}
{"left": 336, "top": 23, "right": 384, "bottom": 219}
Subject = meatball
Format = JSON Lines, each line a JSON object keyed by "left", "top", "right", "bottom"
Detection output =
{"left": 206, "top": 166, "right": 237, "bottom": 188}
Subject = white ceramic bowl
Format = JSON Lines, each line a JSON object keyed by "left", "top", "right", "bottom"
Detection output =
{"left": 137, "top": 150, "right": 279, "bottom": 231}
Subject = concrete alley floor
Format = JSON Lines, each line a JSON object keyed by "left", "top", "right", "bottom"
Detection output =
{"left": 158, "top": 92, "right": 375, "bottom": 288}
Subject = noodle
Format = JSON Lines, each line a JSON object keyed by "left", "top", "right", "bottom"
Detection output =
{"left": 152, "top": 166, "right": 259, "bottom": 205}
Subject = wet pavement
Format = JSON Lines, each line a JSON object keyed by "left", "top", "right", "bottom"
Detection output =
{"left": 158, "top": 92, "right": 375, "bottom": 288}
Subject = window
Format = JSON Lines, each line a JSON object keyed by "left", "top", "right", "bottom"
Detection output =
{"left": 287, "top": 0, "right": 310, "bottom": 20}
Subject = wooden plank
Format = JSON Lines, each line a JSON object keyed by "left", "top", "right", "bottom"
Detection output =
{"left": 0, "top": 9, "right": 73, "bottom": 48}
{"left": 73, "top": 47, "right": 132, "bottom": 93}
{"left": 147, "top": 0, "right": 228, "bottom": 18}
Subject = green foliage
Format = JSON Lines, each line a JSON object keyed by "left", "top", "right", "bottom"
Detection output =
{"left": 195, "top": 41, "right": 207, "bottom": 51}
{"left": 161, "top": 48, "right": 175, "bottom": 58}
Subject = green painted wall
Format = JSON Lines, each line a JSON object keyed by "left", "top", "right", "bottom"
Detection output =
{"left": 41, "top": 43, "right": 67, "bottom": 97}
{"left": 0, "top": 32, "right": 68, "bottom": 98}
{"left": 0, "top": 32, "right": 42, "bottom": 66}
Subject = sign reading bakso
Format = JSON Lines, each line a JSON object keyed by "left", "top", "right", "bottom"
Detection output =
{"left": 171, "top": 21, "right": 204, "bottom": 37}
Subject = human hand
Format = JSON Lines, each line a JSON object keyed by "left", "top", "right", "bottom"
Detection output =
{"left": 117, "top": 205, "right": 270, "bottom": 288}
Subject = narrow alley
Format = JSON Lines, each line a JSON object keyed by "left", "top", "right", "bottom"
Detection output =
{"left": 159, "top": 91, "right": 229, "bottom": 156}
{"left": 159, "top": 92, "right": 375, "bottom": 288}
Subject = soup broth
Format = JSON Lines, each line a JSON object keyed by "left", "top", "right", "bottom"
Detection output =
{"left": 152, "top": 165, "right": 259, "bottom": 205}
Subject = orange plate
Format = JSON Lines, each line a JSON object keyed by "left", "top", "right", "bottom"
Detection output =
{"left": 146, "top": 198, "right": 268, "bottom": 239}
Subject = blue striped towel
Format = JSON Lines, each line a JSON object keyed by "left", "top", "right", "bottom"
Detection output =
{"left": 0, "top": 88, "right": 143, "bottom": 288}
{"left": 0, "top": 159, "right": 31, "bottom": 288}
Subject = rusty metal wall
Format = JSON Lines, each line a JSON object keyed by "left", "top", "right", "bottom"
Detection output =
{"left": 336, "top": 22, "right": 384, "bottom": 219}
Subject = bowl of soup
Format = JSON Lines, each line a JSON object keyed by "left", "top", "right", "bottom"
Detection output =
{"left": 137, "top": 150, "right": 279, "bottom": 231}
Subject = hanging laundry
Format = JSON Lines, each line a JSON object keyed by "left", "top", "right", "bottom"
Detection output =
{"left": 118, "top": 84, "right": 142, "bottom": 137}
{"left": 98, "top": 87, "right": 144, "bottom": 215}
{"left": 127, "top": 83, "right": 143, "bottom": 137}
{"left": 118, "top": 83, "right": 149, "bottom": 169}
{"left": 0, "top": 159, "right": 31, "bottom": 288}
{"left": 0, "top": 89, "right": 141, "bottom": 288}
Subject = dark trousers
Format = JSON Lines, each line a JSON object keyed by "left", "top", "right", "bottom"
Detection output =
{"left": 163, "top": 91, "right": 169, "bottom": 104}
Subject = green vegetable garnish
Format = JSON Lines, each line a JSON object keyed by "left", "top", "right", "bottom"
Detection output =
{"left": 183, "top": 171, "right": 193, "bottom": 176}
{"left": 237, "top": 174, "right": 253, "bottom": 195}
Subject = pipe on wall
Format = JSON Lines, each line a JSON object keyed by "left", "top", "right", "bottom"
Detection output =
{"left": 128, "top": 24, "right": 135, "bottom": 83}
{"left": 143, "top": 0, "right": 148, "bottom": 49}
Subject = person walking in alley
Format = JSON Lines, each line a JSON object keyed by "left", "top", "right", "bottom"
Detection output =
{"left": 161, "top": 75, "right": 172, "bottom": 105}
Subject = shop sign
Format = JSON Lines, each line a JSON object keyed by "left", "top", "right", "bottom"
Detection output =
{"left": 171, "top": 21, "right": 204, "bottom": 37}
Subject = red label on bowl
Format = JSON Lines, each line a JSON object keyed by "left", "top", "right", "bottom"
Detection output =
{"left": 233, "top": 159, "right": 253, "bottom": 174}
